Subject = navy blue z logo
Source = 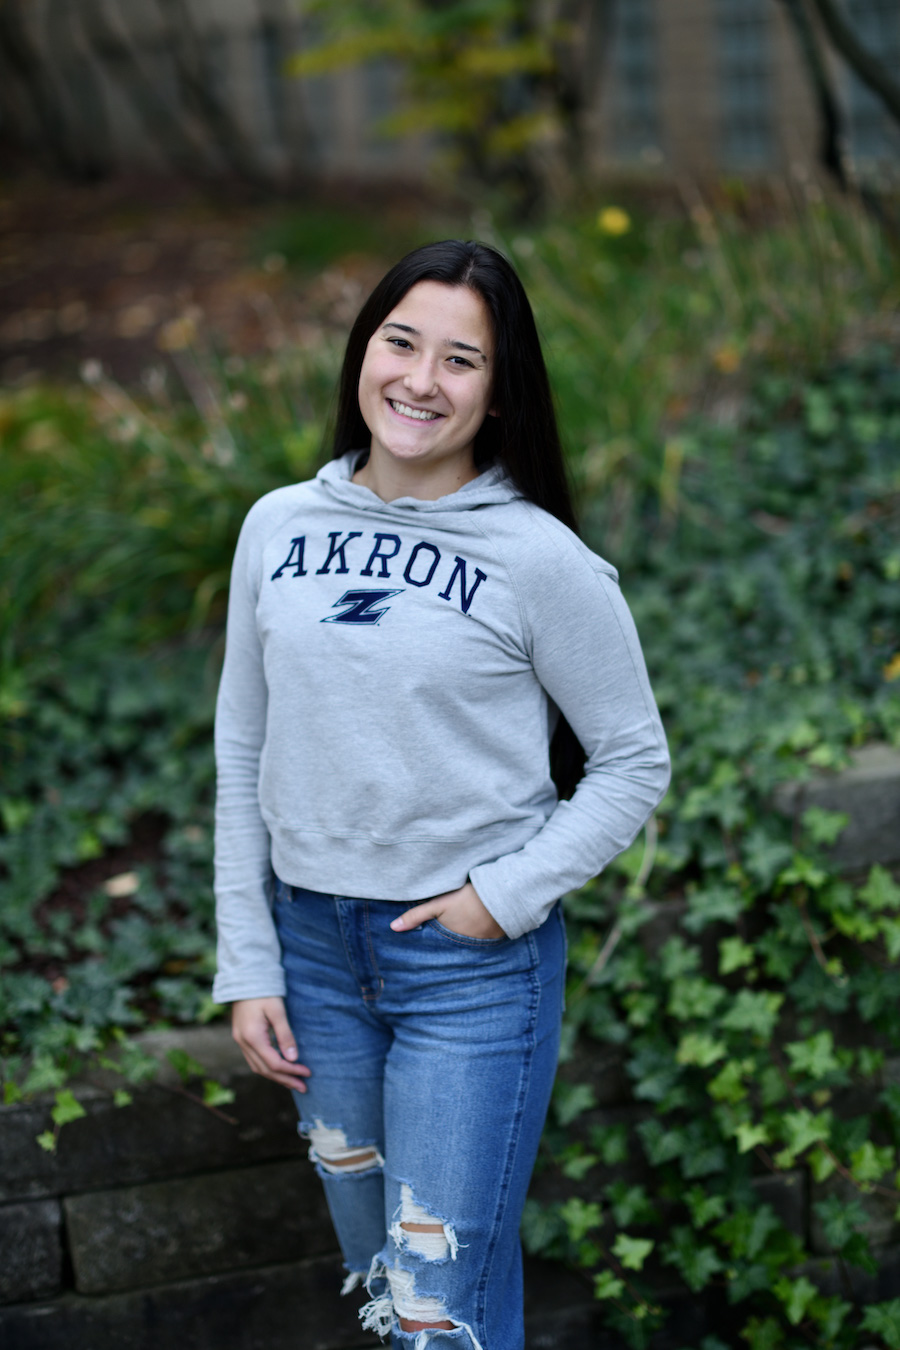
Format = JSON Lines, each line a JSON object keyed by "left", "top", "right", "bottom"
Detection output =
{"left": 321, "top": 589, "right": 404, "bottom": 625}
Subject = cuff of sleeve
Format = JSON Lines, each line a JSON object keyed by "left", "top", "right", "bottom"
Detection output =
{"left": 211, "top": 969, "right": 287, "bottom": 1005}
{"left": 469, "top": 865, "right": 549, "bottom": 941}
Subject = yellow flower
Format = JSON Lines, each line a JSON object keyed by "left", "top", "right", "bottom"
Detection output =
{"left": 713, "top": 343, "right": 741, "bottom": 374}
{"left": 597, "top": 206, "right": 631, "bottom": 236}
{"left": 883, "top": 652, "right": 900, "bottom": 682}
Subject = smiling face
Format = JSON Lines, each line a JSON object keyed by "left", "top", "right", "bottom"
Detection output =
{"left": 355, "top": 280, "right": 495, "bottom": 497}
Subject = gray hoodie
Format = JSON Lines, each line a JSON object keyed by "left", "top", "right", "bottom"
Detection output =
{"left": 212, "top": 453, "right": 670, "bottom": 1003}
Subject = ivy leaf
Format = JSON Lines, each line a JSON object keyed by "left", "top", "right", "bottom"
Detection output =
{"left": 36, "top": 1130, "right": 57, "bottom": 1153}
{"left": 773, "top": 1274, "right": 817, "bottom": 1325}
{"left": 859, "top": 865, "right": 900, "bottom": 912}
{"left": 719, "top": 936, "right": 755, "bottom": 975}
{"left": 51, "top": 1089, "right": 86, "bottom": 1128}
{"left": 559, "top": 1197, "right": 602, "bottom": 1243}
{"left": 735, "top": 1122, "right": 770, "bottom": 1153}
{"left": 861, "top": 1298, "right": 900, "bottom": 1348}
{"left": 560, "top": 1149, "right": 598, "bottom": 1181}
{"left": 166, "top": 1048, "right": 205, "bottom": 1083}
{"left": 742, "top": 826, "right": 793, "bottom": 888}
{"left": 202, "top": 1079, "right": 235, "bottom": 1108}
{"left": 605, "top": 1181, "right": 657, "bottom": 1226}
{"left": 801, "top": 806, "right": 848, "bottom": 846}
{"left": 659, "top": 934, "right": 700, "bottom": 980}
{"left": 708, "top": 1059, "right": 751, "bottom": 1105}
{"left": 113, "top": 1089, "right": 132, "bottom": 1108}
{"left": 738, "top": 1316, "right": 785, "bottom": 1349}
{"left": 685, "top": 1185, "right": 727, "bottom": 1227}
{"left": 637, "top": 1117, "right": 686, "bottom": 1165}
{"left": 813, "top": 1194, "right": 869, "bottom": 1251}
{"left": 589, "top": 1122, "right": 629, "bottom": 1165}
{"left": 683, "top": 884, "right": 745, "bottom": 934}
{"left": 593, "top": 1270, "right": 625, "bottom": 1301}
{"left": 715, "top": 1204, "right": 781, "bottom": 1260}
{"left": 676, "top": 1032, "right": 727, "bottom": 1067}
{"left": 3, "top": 1081, "right": 23, "bottom": 1105}
{"left": 775, "top": 1109, "right": 832, "bottom": 1166}
{"left": 612, "top": 1233, "right": 654, "bottom": 1271}
{"left": 661, "top": 1224, "right": 724, "bottom": 1291}
{"left": 808, "top": 1146, "right": 837, "bottom": 1181}
{"left": 552, "top": 1080, "right": 597, "bottom": 1126}
{"left": 720, "top": 990, "right": 784, "bottom": 1041}
{"left": 849, "top": 1140, "right": 894, "bottom": 1184}
{"left": 784, "top": 1029, "right": 840, "bottom": 1080}
{"left": 668, "top": 976, "right": 726, "bottom": 1021}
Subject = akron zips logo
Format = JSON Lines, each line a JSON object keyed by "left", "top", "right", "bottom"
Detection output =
{"left": 321, "top": 589, "right": 404, "bottom": 625}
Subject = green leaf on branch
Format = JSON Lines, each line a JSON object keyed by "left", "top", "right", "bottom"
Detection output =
{"left": 51, "top": 1089, "right": 86, "bottom": 1128}
{"left": 735, "top": 1122, "right": 771, "bottom": 1153}
{"left": 593, "top": 1270, "right": 625, "bottom": 1301}
{"left": 859, "top": 865, "right": 900, "bottom": 912}
{"left": 201, "top": 1079, "right": 235, "bottom": 1108}
{"left": 773, "top": 1274, "right": 817, "bottom": 1325}
{"left": 676, "top": 1032, "right": 727, "bottom": 1067}
{"left": 559, "top": 1197, "right": 602, "bottom": 1243}
{"left": 720, "top": 990, "right": 784, "bottom": 1041}
{"left": 784, "top": 1029, "right": 840, "bottom": 1080}
{"left": 552, "top": 1080, "right": 597, "bottom": 1126}
{"left": 800, "top": 806, "right": 849, "bottom": 847}
{"left": 861, "top": 1298, "right": 900, "bottom": 1348}
{"left": 775, "top": 1109, "right": 833, "bottom": 1167}
{"left": 166, "top": 1048, "right": 205, "bottom": 1083}
{"left": 685, "top": 1185, "right": 727, "bottom": 1227}
{"left": 612, "top": 1233, "right": 654, "bottom": 1271}
{"left": 719, "top": 936, "right": 755, "bottom": 975}
{"left": 849, "top": 1139, "right": 894, "bottom": 1184}
{"left": 36, "top": 1130, "right": 57, "bottom": 1153}
{"left": 661, "top": 1224, "right": 724, "bottom": 1291}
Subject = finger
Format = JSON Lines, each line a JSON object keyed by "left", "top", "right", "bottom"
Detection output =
{"left": 268, "top": 1004, "right": 301, "bottom": 1064}
{"left": 390, "top": 901, "right": 438, "bottom": 932}
{"left": 245, "top": 1042, "right": 311, "bottom": 1091}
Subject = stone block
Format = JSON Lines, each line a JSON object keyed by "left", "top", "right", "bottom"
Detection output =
{"left": 810, "top": 1172, "right": 899, "bottom": 1254}
{"left": 65, "top": 1159, "right": 331, "bottom": 1294}
{"left": 776, "top": 742, "right": 900, "bottom": 870}
{"left": 0, "top": 1027, "right": 301, "bottom": 1203}
{"left": 752, "top": 1169, "right": 806, "bottom": 1238}
{"left": 0, "top": 1253, "right": 373, "bottom": 1350}
{"left": 0, "top": 1200, "right": 62, "bottom": 1305}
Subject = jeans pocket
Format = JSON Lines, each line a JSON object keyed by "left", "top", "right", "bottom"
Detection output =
{"left": 426, "top": 918, "right": 509, "bottom": 947}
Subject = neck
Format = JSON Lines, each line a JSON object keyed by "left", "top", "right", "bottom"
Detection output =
{"left": 353, "top": 450, "right": 479, "bottom": 503}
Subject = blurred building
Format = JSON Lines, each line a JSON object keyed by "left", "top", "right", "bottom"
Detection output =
{"left": 0, "top": 0, "right": 897, "bottom": 187}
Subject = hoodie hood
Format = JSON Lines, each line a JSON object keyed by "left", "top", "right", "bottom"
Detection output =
{"left": 316, "top": 451, "right": 521, "bottom": 514}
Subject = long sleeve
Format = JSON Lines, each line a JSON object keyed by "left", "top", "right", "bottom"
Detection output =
{"left": 212, "top": 504, "right": 284, "bottom": 1004}
{"left": 469, "top": 534, "right": 670, "bottom": 940}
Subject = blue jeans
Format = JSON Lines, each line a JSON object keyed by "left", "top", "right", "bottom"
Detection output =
{"left": 273, "top": 881, "right": 566, "bottom": 1350}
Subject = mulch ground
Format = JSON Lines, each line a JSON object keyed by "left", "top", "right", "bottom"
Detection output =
{"left": 0, "top": 172, "right": 392, "bottom": 387}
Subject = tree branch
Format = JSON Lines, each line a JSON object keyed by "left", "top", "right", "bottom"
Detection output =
{"left": 806, "top": 0, "right": 900, "bottom": 128}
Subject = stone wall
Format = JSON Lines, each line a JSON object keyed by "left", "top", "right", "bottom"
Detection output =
{"left": 1, "top": 744, "right": 898, "bottom": 1348}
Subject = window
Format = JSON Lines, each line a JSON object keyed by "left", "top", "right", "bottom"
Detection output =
{"left": 716, "top": 0, "right": 773, "bottom": 169}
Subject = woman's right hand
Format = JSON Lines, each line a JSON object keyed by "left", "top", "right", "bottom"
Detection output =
{"left": 231, "top": 997, "right": 312, "bottom": 1092}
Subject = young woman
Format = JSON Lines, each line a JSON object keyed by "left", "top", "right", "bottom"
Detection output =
{"left": 213, "top": 240, "right": 670, "bottom": 1350}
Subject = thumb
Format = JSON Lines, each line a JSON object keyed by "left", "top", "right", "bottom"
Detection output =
{"left": 268, "top": 1003, "right": 298, "bottom": 1062}
{"left": 390, "top": 901, "right": 438, "bottom": 932}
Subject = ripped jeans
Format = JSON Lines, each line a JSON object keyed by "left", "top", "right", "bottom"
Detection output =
{"left": 273, "top": 881, "right": 566, "bottom": 1350}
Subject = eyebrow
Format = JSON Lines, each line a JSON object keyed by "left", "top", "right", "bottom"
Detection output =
{"left": 382, "top": 321, "right": 486, "bottom": 360}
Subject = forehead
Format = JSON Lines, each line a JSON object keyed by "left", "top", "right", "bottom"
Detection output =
{"left": 382, "top": 281, "right": 493, "bottom": 350}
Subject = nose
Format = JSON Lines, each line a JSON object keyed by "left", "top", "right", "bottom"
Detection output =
{"left": 403, "top": 356, "right": 438, "bottom": 400}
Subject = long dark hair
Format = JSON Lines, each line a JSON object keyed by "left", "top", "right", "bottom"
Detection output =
{"left": 332, "top": 239, "right": 585, "bottom": 798}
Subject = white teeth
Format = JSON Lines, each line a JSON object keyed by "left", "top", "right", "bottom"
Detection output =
{"left": 390, "top": 400, "right": 440, "bottom": 421}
